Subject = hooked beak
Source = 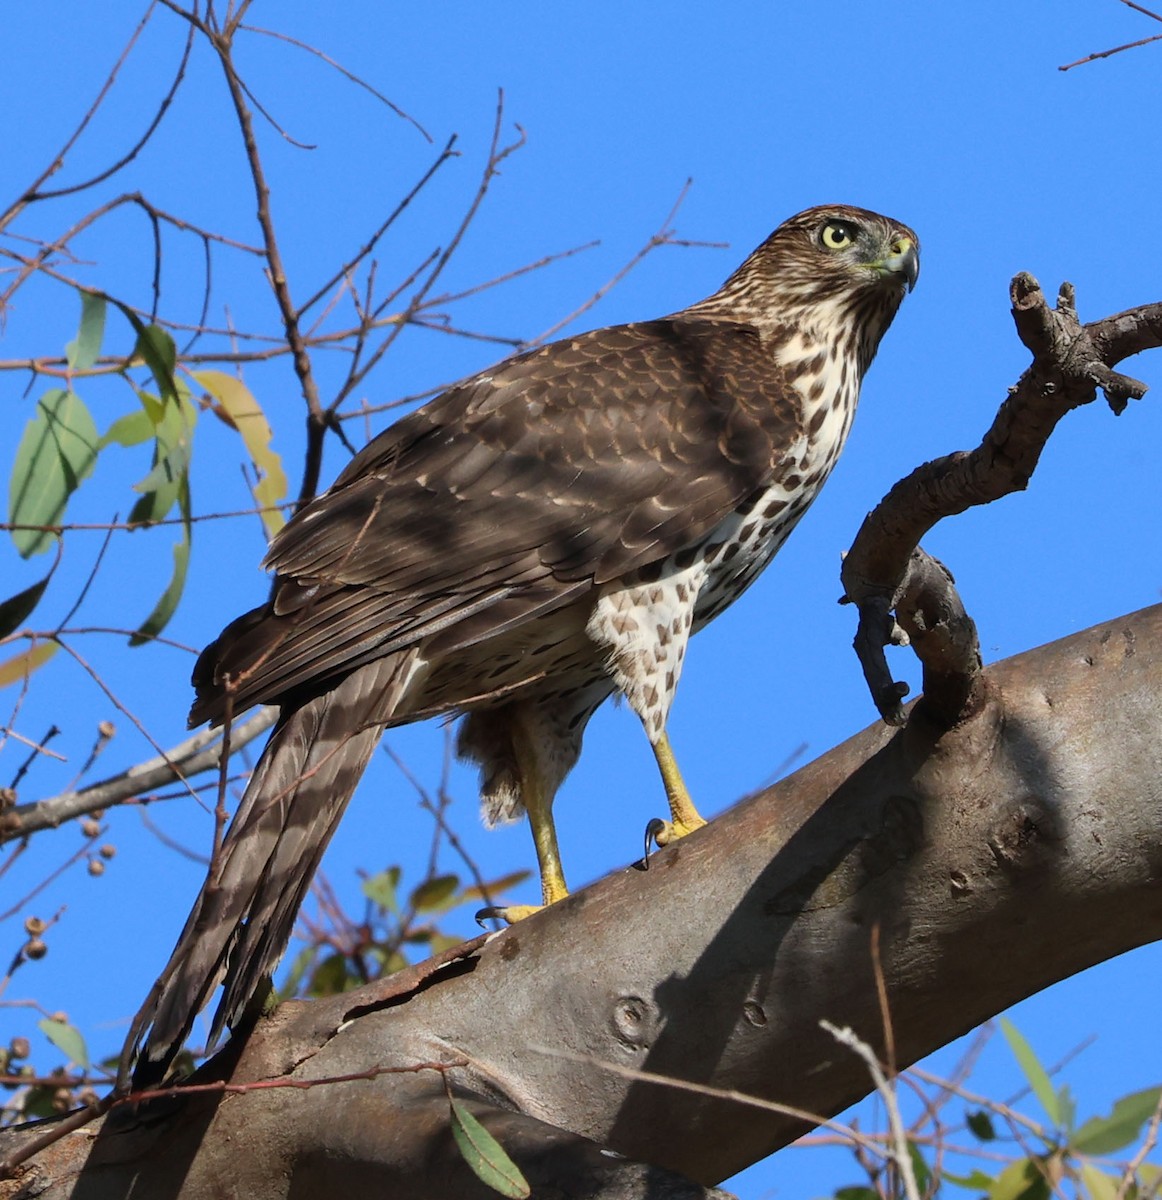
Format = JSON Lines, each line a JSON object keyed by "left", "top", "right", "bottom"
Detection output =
{"left": 878, "top": 235, "right": 920, "bottom": 292}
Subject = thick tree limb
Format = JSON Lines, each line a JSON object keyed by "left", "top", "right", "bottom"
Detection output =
{"left": 842, "top": 280, "right": 1157, "bottom": 725}
{"left": 5, "top": 603, "right": 1160, "bottom": 1197}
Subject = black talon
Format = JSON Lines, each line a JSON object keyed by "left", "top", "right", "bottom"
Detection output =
{"left": 642, "top": 817, "right": 669, "bottom": 867}
{"left": 475, "top": 906, "right": 505, "bottom": 927}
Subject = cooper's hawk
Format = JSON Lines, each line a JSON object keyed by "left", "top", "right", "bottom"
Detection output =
{"left": 126, "top": 204, "right": 918, "bottom": 1085}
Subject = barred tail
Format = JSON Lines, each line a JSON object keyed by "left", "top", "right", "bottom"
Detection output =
{"left": 126, "top": 651, "right": 418, "bottom": 1088}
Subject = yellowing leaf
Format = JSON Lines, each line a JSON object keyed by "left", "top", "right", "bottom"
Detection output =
{"left": 0, "top": 641, "right": 58, "bottom": 688}
{"left": 1079, "top": 1165, "right": 1120, "bottom": 1200}
{"left": 459, "top": 870, "right": 533, "bottom": 903}
{"left": 191, "top": 370, "right": 287, "bottom": 536}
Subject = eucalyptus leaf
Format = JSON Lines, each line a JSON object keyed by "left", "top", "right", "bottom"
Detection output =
{"left": 8, "top": 389, "right": 101, "bottom": 557}
{"left": 1000, "top": 1018, "right": 1060, "bottom": 1128}
{"left": 449, "top": 1099, "right": 531, "bottom": 1199}
{"left": 65, "top": 290, "right": 107, "bottom": 372}
{"left": 410, "top": 873, "right": 460, "bottom": 914}
{"left": 1079, "top": 1165, "right": 1119, "bottom": 1200}
{"left": 38, "top": 1017, "right": 90, "bottom": 1069}
{"left": 101, "top": 408, "right": 155, "bottom": 449}
{"left": 191, "top": 369, "right": 288, "bottom": 536}
{"left": 362, "top": 867, "right": 402, "bottom": 915}
{"left": 988, "top": 1157, "right": 1049, "bottom": 1200}
{"left": 0, "top": 571, "right": 53, "bottom": 640}
{"left": 967, "top": 1109, "right": 997, "bottom": 1141}
{"left": 1073, "top": 1087, "right": 1162, "bottom": 1156}
{"left": 129, "top": 519, "right": 190, "bottom": 645}
{"left": 0, "top": 641, "right": 59, "bottom": 688}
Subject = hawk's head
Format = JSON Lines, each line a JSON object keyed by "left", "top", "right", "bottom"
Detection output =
{"left": 706, "top": 204, "right": 919, "bottom": 372}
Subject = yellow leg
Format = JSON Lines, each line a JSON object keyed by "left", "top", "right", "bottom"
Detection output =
{"left": 525, "top": 774, "right": 570, "bottom": 908}
{"left": 649, "top": 729, "right": 707, "bottom": 846}
{"left": 477, "top": 725, "right": 570, "bottom": 925}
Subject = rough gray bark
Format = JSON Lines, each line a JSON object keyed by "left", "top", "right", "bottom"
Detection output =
{"left": 4, "top": 602, "right": 1160, "bottom": 1199}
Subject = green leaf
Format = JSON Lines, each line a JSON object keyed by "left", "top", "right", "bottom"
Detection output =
{"left": 0, "top": 641, "right": 58, "bottom": 688}
{"left": 38, "top": 1017, "right": 89, "bottom": 1068}
{"left": 307, "top": 951, "right": 359, "bottom": 998}
{"left": 943, "top": 1168, "right": 999, "bottom": 1190}
{"left": 832, "top": 1189, "right": 879, "bottom": 1200}
{"left": 362, "top": 866, "right": 402, "bottom": 915}
{"left": 449, "top": 1099, "right": 531, "bottom": 1199}
{"left": 907, "top": 1140, "right": 932, "bottom": 1196}
{"left": 108, "top": 297, "right": 177, "bottom": 407}
{"left": 65, "top": 290, "right": 107, "bottom": 372}
{"left": 428, "top": 932, "right": 465, "bottom": 956}
{"left": 1000, "top": 1018, "right": 1060, "bottom": 1127}
{"left": 379, "top": 949, "right": 408, "bottom": 977}
{"left": 125, "top": 382, "right": 196, "bottom": 521}
{"left": 22, "top": 1086, "right": 58, "bottom": 1120}
{"left": 8, "top": 389, "right": 101, "bottom": 557}
{"left": 129, "top": 518, "right": 190, "bottom": 645}
{"left": 410, "top": 873, "right": 461, "bottom": 914}
{"left": 1058, "top": 1084, "right": 1077, "bottom": 1135}
{"left": 967, "top": 1109, "right": 997, "bottom": 1141}
{"left": 134, "top": 325, "right": 178, "bottom": 405}
{"left": 132, "top": 437, "right": 192, "bottom": 505}
{"left": 1080, "top": 1165, "right": 1120, "bottom": 1200}
{"left": 0, "top": 569, "right": 54, "bottom": 639}
{"left": 1073, "top": 1087, "right": 1162, "bottom": 1156}
{"left": 101, "top": 408, "right": 155, "bottom": 449}
{"left": 989, "top": 1158, "right": 1049, "bottom": 1200}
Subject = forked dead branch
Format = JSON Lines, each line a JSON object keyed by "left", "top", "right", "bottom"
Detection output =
{"left": 842, "top": 274, "right": 1160, "bottom": 726}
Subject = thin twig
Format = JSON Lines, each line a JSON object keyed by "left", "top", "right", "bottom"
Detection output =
{"left": 821, "top": 1021, "right": 923, "bottom": 1200}
{"left": 525, "top": 178, "right": 722, "bottom": 348}
{"left": 530, "top": 1042, "right": 891, "bottom": 1161}
{"left": 0, "top": 687, "right": 276, "bottom": 844}
{"left": 0, "top": 5, "right": 159, "bottom": 228}
{"left": 239, "top": 23, "right": 431, "bottom": 142}
{"left": 1114, "top": 1089, "right": 1162, "bottom": 1200}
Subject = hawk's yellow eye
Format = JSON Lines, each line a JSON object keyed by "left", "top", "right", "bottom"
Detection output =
{"left": 820, "top": 222, "right": 857, "bottom": 250}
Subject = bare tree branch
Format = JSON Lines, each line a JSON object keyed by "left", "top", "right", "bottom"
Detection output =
{"left": 0, "top": 708, "right": 276, "bottom": 843}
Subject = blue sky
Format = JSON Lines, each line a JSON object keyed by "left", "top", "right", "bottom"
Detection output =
{"left": 2, "top": 1, "right": 1161, "bottom": 1193}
